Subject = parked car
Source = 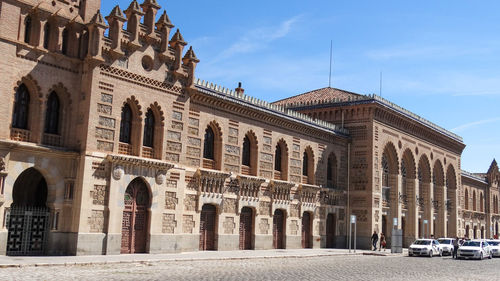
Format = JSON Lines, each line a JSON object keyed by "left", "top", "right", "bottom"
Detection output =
{"left": 457, "top": 240, "right": 492, "bottom": 260}
{"left": 486, "top": 239, "right": 500, "bottom": 257}
{"left": 408, "top": 239, "right": 442, "bottom": 257}
{"left": 437, "top": 238, "right": 455, "bottom": 255}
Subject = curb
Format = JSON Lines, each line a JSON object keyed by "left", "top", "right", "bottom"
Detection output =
{"left": 0, "top": 252, "right": 368, "bottom": 269}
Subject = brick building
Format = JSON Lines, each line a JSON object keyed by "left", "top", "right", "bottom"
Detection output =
{"left": 0, "top": 0, "right": 496, "bottom": 255}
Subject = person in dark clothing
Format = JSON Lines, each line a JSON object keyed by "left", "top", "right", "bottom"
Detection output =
{"left": 452, "top": 237, "right": 459, "bottom": 259}
{"left": 371, "top": 231, "right": 379, "bottom": 251}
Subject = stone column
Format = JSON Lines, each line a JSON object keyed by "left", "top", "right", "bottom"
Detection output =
{"left": 407, "top": 178, "right": 418, "bottom": 245}
{"left": 427, "top": 181, "right": 434, "bottom": 238}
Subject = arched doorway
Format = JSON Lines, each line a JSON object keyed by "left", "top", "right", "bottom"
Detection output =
{"left": 200, "top": 204, "right": 217, "bottom": 250}
{"left": 465, "top": 225, "right": 470, "bottom": 238}
{"left": 302, "top": 212, "right": 312, "bottom": 248}
{"left": 273, "top": 209, "right": 285, "bottom": 249}
{"left": 473, "top": 225, "right": 477, "bottom": 239}
{"left": 239, "top": 207, "right": 253, "bottom": 250}
{"left": 401, "top": 217, "right": 406, "bottom": 247}
{"left": 121, "top": 178, "right": 150, "bottom": 254}
{"left": 7, "top": 168, "right": 50, "bottom": 256}
{"left": 481, "top": 226, "right": 485, "bottom": 239}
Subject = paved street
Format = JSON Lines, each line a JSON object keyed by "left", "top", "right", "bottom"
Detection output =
{"left": 0, "top": 254, "right": 498, "bottom": 281}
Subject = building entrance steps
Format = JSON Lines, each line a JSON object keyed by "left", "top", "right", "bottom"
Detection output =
{"left": 0, "top": 248, "right": 406, "bottom": 268}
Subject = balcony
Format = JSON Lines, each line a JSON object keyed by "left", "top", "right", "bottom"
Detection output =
{"left": 118, "top": 143, "right": 133, "bottom": 155}
{"left": 241, "top": 165, "right": 251, "bottom": 176}
{"left": 10, "top": 128, "right": 30, "bottom": 142}
{"left": 42, "top": 133, "right": 61, "bottom": 147}
{"left": 141, "top": 147, "right": 154, "bottom": 159}
{"left": 202, "top": 159, "right": 215, "bottom": 170}
{"left": 274, "top": 171, "right": 282, "bottom": 180}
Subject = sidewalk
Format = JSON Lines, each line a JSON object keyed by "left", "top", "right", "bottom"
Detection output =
{"left": 0, "top": 248, "right": 404, "bottom": 268}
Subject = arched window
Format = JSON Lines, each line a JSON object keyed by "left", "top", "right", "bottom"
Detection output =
{"left": 24, "top": 16, "right": 32, "bottom": 44}
{"left": 274, "top": 144, "right": 282, "bottom": 172}
{"left": 203, "top": 127, "right": 214, "bottom": 160}
{"left": 302, "top": 152, "right": 308, "bottom": 176}
{"left": 465, "top": 189, "right": 469, "bottom": 210}
{"left": 61, "top": 28, "right": 69, "bottom": 55}
{"left": 43, "top": 22, "right": 51, "bottom": 49}
{"left": 44, "top": 92, "right": 60, "bottom": 134}
{"left": 480, "top": 193, "right": 484, "bottom": 212}
{"left": 143, "top": 109, "right": 155, "bottom": 147}
{"left": 12, "top": 84, "right": 30, "bottom": 129}
{"left": 327, "top": 153, "right": 338, "bottom": 189}
{"left": 473, "top": 191, "right": 477, "bottom": 212}
{"left": 119, "top": 104, "right": 132, "bottom": 143}
{"left": 401, "top": 159, "right": 407, "bottom": 197}
{"left": 242, "top": 135, "right": 251, "bottom": 166}
{"left": 382, "top": 154, "right": 389, "bottom": 187}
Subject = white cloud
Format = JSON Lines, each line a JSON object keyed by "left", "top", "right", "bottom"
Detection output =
{"left": 452, "top": 117, "right": 500, "bottom": 133}
{"left": 212, "top": 15, "right": 302, "bottom": 62}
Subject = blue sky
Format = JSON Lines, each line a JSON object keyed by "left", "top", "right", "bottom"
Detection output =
{"left": 101, "top": 1, "right": 500, "bottom": 172}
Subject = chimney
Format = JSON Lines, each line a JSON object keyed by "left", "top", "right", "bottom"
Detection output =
{"left": 235, "top": 82, "right": 245, "bottom": 96}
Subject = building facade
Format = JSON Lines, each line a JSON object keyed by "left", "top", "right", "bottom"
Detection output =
{"left": 0, "top": 0, "right": 497, "bottom": 256}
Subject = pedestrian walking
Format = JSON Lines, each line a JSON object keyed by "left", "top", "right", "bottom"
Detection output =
{"left": 371, "top": 231, "right": 379, "bottom": 251}
{"left": 379, "top": 233, "right": 386, "bottom": 251}
{"left": 452, "top": 237, "right": 459, "bottom": 259}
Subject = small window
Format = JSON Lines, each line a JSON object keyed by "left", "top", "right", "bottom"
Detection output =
{"left": 302, "top": 152, "right": 308, "bottom": 176}
{"left": 24, "top": 16, "right": 32, "bottom": 44}
{"left": 44, "top": 92, "right": 60, "bottom": 134}
{"left": 203, "top": 127, "right": 214, "bottom": 160}
{"left": 12, "top": 84, "right": 30, "bottom": 129}
{"left": 143, "top": 109, "right": 155, "bottom": 147}
{"left": 274, "top": 144, "right": 282, "bottom": 172}
{"left": 43, "top": 22, "right": 51, "bottom": 49}
{"left": 242, "top": 135, "right": 251, "bottom": 166}
{"left": 119, "top": 104, "right": 132, "bottom": 143}
{"left": 61, "top": 28, "right": 69, "bottom": 55}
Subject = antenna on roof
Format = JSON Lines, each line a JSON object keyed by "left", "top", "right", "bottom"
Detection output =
{"left": 329, "top": 40, "right": 333, "bottom": 88}
{"left": 379, "top": 71, "right": 383, "bottom": 97}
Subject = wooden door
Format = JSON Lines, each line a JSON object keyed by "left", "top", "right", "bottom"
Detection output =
{"left": 200, "top": 204, "right": 217, "bottom": 250}
{"left": 273, "top": 209, "right": 285, "bottom": 249}
{"left": 239, "top": 207, "right": 253, "bottom": 250}
{"left": 326, "top": 213, "right": 335, "bottom": 248}
{"left": 302, "top": 212, "right": 312, "bottom": 248}
{"left": 121, "top": 179, "right": 149, "bottom": 254}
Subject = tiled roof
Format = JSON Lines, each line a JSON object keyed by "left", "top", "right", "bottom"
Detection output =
{"left": 273, "top": 87, "right": 363, "bottom": 106}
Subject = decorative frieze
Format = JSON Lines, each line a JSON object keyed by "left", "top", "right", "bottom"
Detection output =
{"left": 98, "top": 116, "right": 116, "bottom": 128}
{"left": 352, "top": 209, "right": 368, "bottom": 222}
{"left": 223, "top": 217, "right": 235, "bottom": 234}
{"left": 97, "top": 104, "right": 112, "bottom": 115}
{"left": 225, "top": 145, "right": 240, "bottom": 155}
{"left": 162, "top": 214, "right": 177, "bottom": 234}
{"left": 293, "top": 144, "right": 300, "bottom": 152}
{"left": 229, "top": 127, "right": 238, "bottom": 137}
{"left": 259, "top": 218, "right": 270, "bottom": 234}
{"left": 222, "top": 198, "right": 237, "bottom": 213}
{"left": 186, "top": 157, "right": 200, "bottom": 167}
{"left": 184, "top": 194, "right": 197, "bottom": 211}
{"left": 290, "top": 204, "right": 300, "bottom": 217}
{"left": 187, "top": 147, "right": 201, "bottom": 157}
{"left": 224, "top": 164, "right": 239, "bottom": 173}
{"left": 91, "top": 185, "right": 108, "bottom": 205}
{"left": 188, "top": 137, "right": 201, "bottom": 147}
{"left": 101, "top": 93, "right": 113, "bottom": 104}
{"left": 182, "top": 215, "right": 195, "bottom": 233}
{"left": 259, "top": 161, "right": 273, "bottom": 170}
{"left": 172, "top": 111, "right": 183, "bottom": 121}
{"left": 263, "top": 144, "right": 272, "bottom": 152}
{"left": 290, "top": 220, "right": 298, "bottom": 235}
{"left": 95, "top": 128, "right": 114, "bottom": 140}
{"left": 167, "top": 131, "right": 181, "bottom": 141}
{"left": 88, "top": 210, "right": 106, "bottom": 233}
{"left": 263, "top": 136, "right": 272, "bottom": 145}
{"left": 167, "top": 180, "right": 177, "bottom": 188}
{"left": 188, "top": 127, "right": 199, "bottom": 136}
{"left": 259, "top": 201, "right": 271, "bottom": 216}
{"left": 260, "top": 170, "right": 272, "bottom": 178}
{"left": 261, "top": 153, "right": 273, "bottom": 162}
{"left": 166, "top": 153, "right": 180, "bottom": 163}
{"left": 225, "top": 154, "right": 239, "bottom": 165}
{"left": 165, "top": 192, "right": 178, "bottom": 210}
{"left": 97, "top": 141, "right": 114, "bottom": 152}
{"left": 188, "top": 117, "right": 199, "bottom": 127}
{"left": 167, "top": 141, "right": 182, "bottom": 152}
{"left": 291, "top": 159, "right": 301, "bottom": 167}
{"left": 171, "top": 121, "right": 183, "bottom": 131}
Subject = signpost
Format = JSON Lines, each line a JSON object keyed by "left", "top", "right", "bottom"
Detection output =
{"left": 349, "top": 215, "right": 357, "bottom": 253}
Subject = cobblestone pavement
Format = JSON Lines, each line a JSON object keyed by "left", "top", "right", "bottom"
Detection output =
{"left": 1, "top": 255, "right": 499, "bottom": 281}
